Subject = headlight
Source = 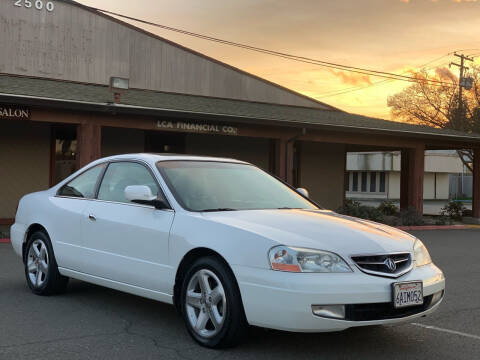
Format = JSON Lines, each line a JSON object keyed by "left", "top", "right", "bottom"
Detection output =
{"left": 414, "top": 240, "right": 432, "bottom": 267}
{"left": 269, "top": 246, "right": 352, "bottom": 273}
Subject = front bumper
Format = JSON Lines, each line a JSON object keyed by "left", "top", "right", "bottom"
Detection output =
{"left": 233, "top": 262, "right": 445, "bottom": 332}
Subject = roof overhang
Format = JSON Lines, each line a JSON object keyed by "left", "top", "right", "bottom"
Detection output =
{"left": 1, "top": 92, "right": 480, "bottom": 145}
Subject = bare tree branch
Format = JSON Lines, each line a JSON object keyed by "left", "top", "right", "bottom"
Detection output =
{"left": 388, "top": 66, "right": 480, "bottom": 171}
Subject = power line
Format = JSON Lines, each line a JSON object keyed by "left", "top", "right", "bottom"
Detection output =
{"left": 317, "top": 53, "right": 455, "bottom": 98}
{"left": 86, "top": 5, "right": 455, "bottom": 88}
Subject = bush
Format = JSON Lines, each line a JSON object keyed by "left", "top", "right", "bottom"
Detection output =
{"left": 337, "top": 200, "right": 384, "bottom": 223}
{"left": 440, "top": 201, "right": 465, "bottom": 221}
{"left": 462, "top": 209, "right": 473, "bottom": 218}
{"left": 378, "top": 200, "right": 399, "bottom": 216}
{"left": 399, "top": 207, "right": 424, "bottom": 226}
{"left": 434, "top": 215, "right": 450, "bottom": 226}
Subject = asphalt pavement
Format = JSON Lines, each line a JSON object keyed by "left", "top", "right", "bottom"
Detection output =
{"left": 1, "top": 229, "right": 479, "bottom": 359}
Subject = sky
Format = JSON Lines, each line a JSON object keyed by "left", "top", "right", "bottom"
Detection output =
{"left": 78, "top": 0, "right": 480, "bottom": 120}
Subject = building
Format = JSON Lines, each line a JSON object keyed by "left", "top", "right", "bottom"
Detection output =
{"left": 1, "top": 0, "right": 480, "bottom": 230}
{"left": 346, "top": 151, "right": 466, "bottom": 200}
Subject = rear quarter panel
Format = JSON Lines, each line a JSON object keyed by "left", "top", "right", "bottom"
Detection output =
{"left": 12, "top": 190, "right": 88, "bottom": 268}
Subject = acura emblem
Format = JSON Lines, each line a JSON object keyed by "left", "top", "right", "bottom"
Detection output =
{"left": 384, "top": 258, "right": 397, "bottom": 272}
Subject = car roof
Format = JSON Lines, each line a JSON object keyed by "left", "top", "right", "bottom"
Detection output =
{"left": 98, "top": 153, "right": 250, "bottom": 165}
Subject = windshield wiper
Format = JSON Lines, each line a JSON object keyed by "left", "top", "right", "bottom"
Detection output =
{"left": 199, "top": 208, "right": 238, "bottom": 212}
{"left": 275, "top": 207, "right": 303, "bottom": 210}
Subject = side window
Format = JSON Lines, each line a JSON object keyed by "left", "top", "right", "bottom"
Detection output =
{"left": 58, "top": 164, "right": 106, "bottom": 198}
{"left": 97, "top": 162, "right": 159, "bottom": 204}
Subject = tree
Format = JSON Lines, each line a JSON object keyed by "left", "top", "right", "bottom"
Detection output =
{"left": 387, "top": 65, "right": 480, "bottom": 171}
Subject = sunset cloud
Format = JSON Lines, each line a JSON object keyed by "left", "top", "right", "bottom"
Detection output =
{"left": 330, "top": 70, "right": 372, "bottom": 86}
{"left": 435, "top": 67, "right": 457, "bottom": 81}
{"left": 77, "top": 0, "right": 480, "bottom": 120}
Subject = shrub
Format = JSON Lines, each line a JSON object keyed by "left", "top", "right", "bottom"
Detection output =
{"left": 462, "top": 209, "right": 473, "bottom": 217}
{"left": 434, "top": 216, "right": 450, "bottom": 226}
{"left": 378, "top": 200, "right": 399, "bottom": 216}
{"left": 337, "top": 199, "right": 361, "bottom": 216}
{"left": 382, "top": 215, "right": 400, "bottom": 227}
{"left": 440, "top": 201, "right": 465, "bottom": 221}
{"left": 399, "top": 207, "right": 424, "bottom": 226}
{"left": 337, "top": 200, "right": 384, "bottom": 223}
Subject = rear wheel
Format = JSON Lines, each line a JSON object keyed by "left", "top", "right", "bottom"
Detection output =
{"left": 24, "top": 231, "right": 69, "bottom": 295}
{"left": 180, "top": 256, "right": 248, "bottom": 348}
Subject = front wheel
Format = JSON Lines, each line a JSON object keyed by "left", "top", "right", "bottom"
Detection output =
{"left": 180, "top": 256, "right": 248, "bottom": 348}
{"left": 24, "top": 231, "right": 69, "bottom": 295}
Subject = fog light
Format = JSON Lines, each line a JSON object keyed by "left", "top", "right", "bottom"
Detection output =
{"left": 312, "top": 305, "right": 345, "bottom": 319}
{"left": 430, "top": 290, "right": 444, "bottom": 306}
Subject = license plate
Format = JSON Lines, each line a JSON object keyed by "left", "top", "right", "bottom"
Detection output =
{"left": 393, "top": 281, "right": 423, "bottom": 309}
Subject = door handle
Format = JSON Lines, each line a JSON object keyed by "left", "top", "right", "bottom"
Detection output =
{"left": 88, "top": 214, "right": 97, "bottom": 222}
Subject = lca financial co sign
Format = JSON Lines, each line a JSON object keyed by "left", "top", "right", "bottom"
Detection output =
{"left": 0, "top": 106, "right": 31, "bottom": 120}
{"left": 157, "top": 120, "right": 239, "bottom": 136}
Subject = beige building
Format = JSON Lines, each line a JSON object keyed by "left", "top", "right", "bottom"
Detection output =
{"left": 346, "top": 151, "right": 465, "bottom": 200}
{"left": 1, "top": 0, "right": 480, "bottom": 230}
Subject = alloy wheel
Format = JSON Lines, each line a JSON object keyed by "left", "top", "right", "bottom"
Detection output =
{"left": 27, "top": 239, "right": 49, "bottom": 288}
{"left": 185, "top": 269, "right": 227, "bottom": 338}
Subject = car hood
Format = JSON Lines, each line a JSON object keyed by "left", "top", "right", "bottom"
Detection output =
{"left": 201, "top": 209, "right": 416, "bottom": 262}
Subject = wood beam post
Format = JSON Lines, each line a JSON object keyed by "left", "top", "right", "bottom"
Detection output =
{"left": 473, "top": 148, "right": 480, "bottom": 219}
{"left": 76, "top": 122, "right": 102, "bottom": 169}
{"left": 286, "top": 140, "right": 295, "bottom": 185}
{"left": 273, "top": 139, "right": 287, "bottom": 180}
{"left": 400, "top": 149, "right": 410, "bottom": 211}
{"left": 400, "top": 145, "right": 425, "bottom": 214}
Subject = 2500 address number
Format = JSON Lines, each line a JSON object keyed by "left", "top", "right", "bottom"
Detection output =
{"left": 14, "top": 0, "right": 55, "bottom": 12}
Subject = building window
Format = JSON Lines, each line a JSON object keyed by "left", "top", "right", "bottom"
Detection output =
{"left": 361, "top": 172, "right": 367, "bottom": 192}
{"left": 352, "top": 172, "right": 358, "bottom": 192}
{"left": 345, "top": 172, "right": 350, "bottom": 191}
{"left": 370, "top": 172, "right": 377, "bottom": 192}
{"left": 379, "top": 172, "right": 386, "bottom": 193}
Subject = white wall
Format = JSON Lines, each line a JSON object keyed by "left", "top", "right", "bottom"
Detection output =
{"left": 347, "top": 151, "right": 464, "bottom": 173}
{"left": 360, "top": 171, "right": 450, "bottom": 200}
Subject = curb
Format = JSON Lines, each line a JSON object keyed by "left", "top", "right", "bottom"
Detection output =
{"left": 0, "top": 239, "right": 10, "bottom": 243}
{"left": 396, "top": 225, "right": 480, "bottom": 231}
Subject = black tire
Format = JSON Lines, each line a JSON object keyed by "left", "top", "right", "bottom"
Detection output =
{"left": 180, "top": 256, "right": 248, "bottom": 348}
{"left": 24, "top": 231, "right": 69, "bottom": 296}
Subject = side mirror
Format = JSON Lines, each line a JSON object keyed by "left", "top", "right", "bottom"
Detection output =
{"left": 124, "top": 185, "right": 169, "bottom": 210}
{"left": 296, "top": 187, "right": 309, "bottom": 198}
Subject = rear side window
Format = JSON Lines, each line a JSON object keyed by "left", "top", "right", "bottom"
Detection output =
{"left": 58, "top": 164, "right": 106, "bottom": 198}
{"left": 97, "top": 162, "right": 159, "bottom": 204}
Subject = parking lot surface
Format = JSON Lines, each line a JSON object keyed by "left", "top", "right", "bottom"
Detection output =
{"left": 1, "top": 229, "right": 479, "bottom": 359}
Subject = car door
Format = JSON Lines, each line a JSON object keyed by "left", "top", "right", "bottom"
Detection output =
{"left": 51, "top": 163, "right": 107, "bottom": 271}
{"left": 80, "top": 161, "right": 175, "bottom": 293}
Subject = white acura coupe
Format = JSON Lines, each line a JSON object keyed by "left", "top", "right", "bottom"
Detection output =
{"left": 11, "top": 154, "right": 445, "bottom": 348}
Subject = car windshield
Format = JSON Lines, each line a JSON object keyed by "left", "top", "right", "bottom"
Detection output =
{"left": 157, "top": 161, "right": 319, "bottom": 212}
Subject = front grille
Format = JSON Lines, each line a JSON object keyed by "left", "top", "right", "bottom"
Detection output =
{"left": 351, "top": 253, "right": 412, "bottom": 278}
{"left": 345, "top": 295, "right": 433, "bottom": 321}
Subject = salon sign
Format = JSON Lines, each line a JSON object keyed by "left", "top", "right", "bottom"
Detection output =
{"left": 0, "top": 106, "right": 31, "bottom": 120}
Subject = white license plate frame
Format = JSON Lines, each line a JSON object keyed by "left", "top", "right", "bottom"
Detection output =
{"left": 392, "top": 281, "right": 424, "bottom": 309}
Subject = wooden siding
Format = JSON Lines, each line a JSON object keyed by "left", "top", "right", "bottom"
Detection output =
{"left": 0, "top": 1, "right": 328, "bottom": 109}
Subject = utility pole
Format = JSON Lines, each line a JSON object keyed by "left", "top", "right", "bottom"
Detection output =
{"left": 450, "top": 53, "right": 474, "bottom": 127}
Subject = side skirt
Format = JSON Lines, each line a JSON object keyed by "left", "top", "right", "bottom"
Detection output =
{"left": 58, "top": 267, "right": 174, "bottom": 305}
